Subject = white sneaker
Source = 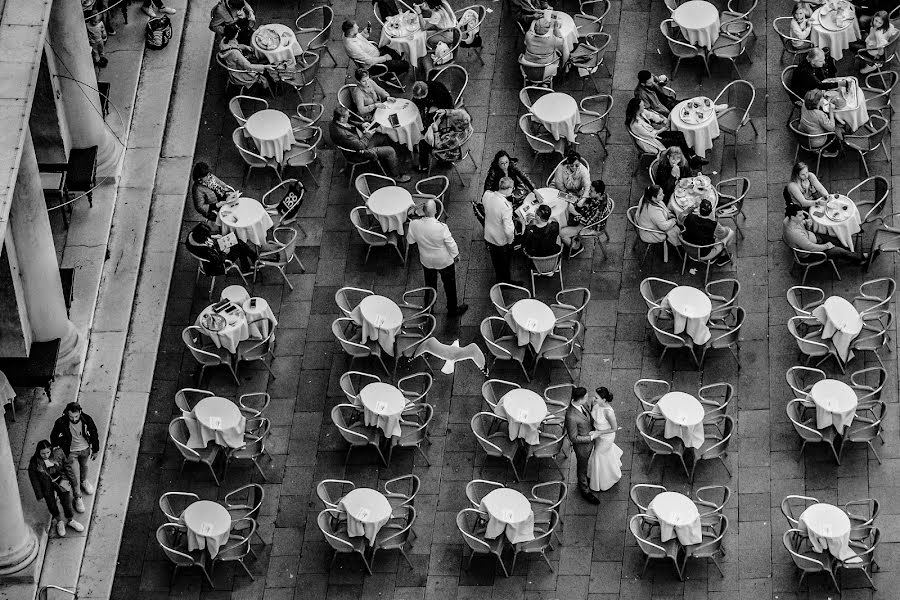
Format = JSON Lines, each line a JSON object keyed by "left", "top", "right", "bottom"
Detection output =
{"left": 56, "top": 520, "right": 66, "bottom": 537}
{"left": 159, "top": 6, "right": 176, "bottom": 14}
{"left": 860, "top": 64, "right": 878, "bottom": 74}
{"left": 82, "top": 481, "right": 95, "bottom": 495}
{"left": 74, "top": 498, "right": 86, "bottom": 513}
{"left": 68, "top": 520, "right": 85, "bottom": 533}
{"left": 142, "top": 6, "right": 157, "bottom": 17}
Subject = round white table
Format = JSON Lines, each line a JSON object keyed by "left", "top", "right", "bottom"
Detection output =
{"left": 825, "top": 77, "right": 869, "bottom": 131}
{"left": 367, "top": 185, "right": 415, "bottom": 234}
{"left": 495, "top": 388, "right": 548, "bottom": 445}
{"left": 809, "top": 194, "right": 862, "bottom": 252}
{"left": 661, "top": 286, "right": 713, "bottom": 345}
{"left": 534, "top": 11, "right": 577, "bottom": 62}
{"left": 504, "top": 299, "right": 556, "bottom": 351}
{"left": 798, "top": 503, "right": 861, "bottom": 562}
{"left": 810, "top": 4, "right": 860, "bottom": 61}
{"left": 218, "top": 197, "right": 274, "bottom": 246}
{"left": 518, "top": 188, "right": 570, "bottom": 226}
{"left": 648, "top": 491, "right": 703, "bottom": 545}
{"left": 655, "top": 391, "right": 706, "bottom": 449}
{"left": 359, "top": 382, "right": 407, "bottom": 439}
{"left": 197, "top": 301, "right": 249, "bottom": 353}
{"left": 531, "top": 92, "right": 580, "bottom": 143}
{"left": 373, "top": 99, "right": 424, "bottom": 151}
{"left": 668, "top": 176, "right": 719, "bottom": 221}
{"left": 183, "top": 500, "right": 232, "bottom": 557}
{"left": 339, "top": 488, "right": 393, "bottom": 543}
{"left": 811, "top": 296, "right": 863, "bottom": 363}
{"left": 242, "top": 297, "right": 277, "bottom": 339}
{"left": 244, "top": 109, "right": 296, "bottom": 162}
{"left": 379, "top": 13, "right": 428, "bottom": 66}
{"left": 350, "top": 295, "right": 404, "bottom": 356}
{"left": 479, "top": 488, "right": 535, "bottom": 543}
{"left": 672, "top": 0, "right": 720, "bottom": 49}
{"left": 252, "top": 23, "right": 303, "bottom": 66}
{"left": 808, "top": 379, "right": 858, "bottom": 433}
{"left": 669, "top": 98, "right": 720, "bottom": 157}
{"left": 221, "top": 285, "right": 250, "bottom": 304}
{"left": 188, "top": 396, "right": 247, "bottom": 449}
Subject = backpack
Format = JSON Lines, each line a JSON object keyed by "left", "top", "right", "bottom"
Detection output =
{"left": 432, "top": 41, "right": 452, "bottom": 66}
{"left": 146, "top": 16, "right": 172, "bottom": 50}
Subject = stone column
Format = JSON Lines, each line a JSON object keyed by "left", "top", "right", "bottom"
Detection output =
{"left": 8, "top": 131, "right": 81, "bottom": 368}
{"left": 47, "top": 0, "right": 121, "bottom": 175}
{"left": 0, "top": 419, "right": 38, "bottom": 575}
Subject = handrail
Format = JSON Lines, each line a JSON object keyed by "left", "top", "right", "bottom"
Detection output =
{"left": 38, "top": 585, "right": 76, "bottom": 599}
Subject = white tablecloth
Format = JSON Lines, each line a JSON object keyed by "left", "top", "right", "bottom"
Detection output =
{"left": 379, "top": 14, "right": 428, "bottom": 65}
{"left": 373, "top": 99, "right": 423, "bottom": 151}
{"left": 825, "top": 78, "right": 869, "bottom": 131}
{"left": 668, "top": 176, "right": 718, "bottom": 220}
{"left": 661, "top": 286, "right": 712, "bottom": 345}
{"left": 359, "top": 382, "right": 407, "bottom": 438}
{"left": 183, "top": 500, "right": 232, "bottom": 557}
{"left": 244, "top": 109, "right": 296, "bottom": 162}
{"left": 218, "top": 197, "right": 274, "bottom": 246}
{"left": 480, "top": 488, "right": 535, "bottom": 543}
{"left": 339, "top": 488, "right": 393, "bottom": 543}
{"left": 504, "top": 299, "right": 556, "bottom": 351}
{"left": 809, "top": 194, "right": 862, "bottom": 251}
{"left": 798, "top": 503, "right": 861, "bottom": 562}
{"left": 533, "top": 11, "right": 578, "bottom": 62}
{"left": 0, "top": 370, "right": 15, "bottom": 413}
{"left": 367, "top": 186, "right": 415, "bottom": 234}
{"left": 197, "top": 302, "right": 250, "bottom": 353}
{"left": 185, "top": 396, "right": 247, "bottom": 449}
{"left": 648, "top": 491, "right": 703, "bottom": 545}
{"left": 812, "top": 296, "right": 863, "bottom": 362}
{"left": 531, "top": 92, "right": 580, "bottom": 143}
{"left": 808, "top": 379, "right": 858, "bottom": 433}
{"left": 242, "top": 297, "right": 277, "bottom": 339}
{"left": 655, "top": 392, "right": 706, "bottom": 449}
{"left": 351, "top": 294, "right": 404, "bottom": 356}
{"left": 670, "top": 98, "right": 720, "bottom": 157}
{"left": 518, "top": 188, "right": 570, "bottom": 226}
{"left": 672, "top": 0, "right": 720, "bottom": 49}
{"left": 495, "top": 389, "right": 548, "bottom": 445}
{"left": 811, "top": 5, "right": 860, "bottom": 60}
{"left": 252, "top": 23, "right": 303, "bottom": 66}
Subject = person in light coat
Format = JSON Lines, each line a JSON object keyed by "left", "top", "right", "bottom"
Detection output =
{"left": 481, "top": 177, "right": 516, "bottom": 284}
{"left": 406, "top": 199, "right": 468, "bottom": 317}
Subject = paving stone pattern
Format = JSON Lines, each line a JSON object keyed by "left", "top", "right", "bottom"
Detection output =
{"left": 112, "top": 0, "right": 900, "bottom": 598}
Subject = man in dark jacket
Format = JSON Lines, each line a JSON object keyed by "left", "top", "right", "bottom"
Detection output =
{"left": 683, "top": 200, "right": 734, "bottom": 266}
{"left": 50, "top": 402, "right": 100, "bottom": 512}
{"left": 565, "top": 387, "right": 600, "bottom": 504}
{"left": 329, "top": 106, "right": 411, "bottom": 181}
{"left": 412, "top": 80, "right": 454, "bottom": 128}
{"left": 790, "top": 49, "right": 839, "bottom": 99}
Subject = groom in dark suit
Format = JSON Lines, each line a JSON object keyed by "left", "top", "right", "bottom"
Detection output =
{"left": 565, "top": 386, "right": 600, "bottom": 504}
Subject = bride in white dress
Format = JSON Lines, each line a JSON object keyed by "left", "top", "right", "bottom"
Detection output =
{"left": 588, "top": 387, "right": 623, "bottom": 492}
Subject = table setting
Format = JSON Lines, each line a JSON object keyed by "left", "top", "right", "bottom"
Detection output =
{"left": 358, "top": 381, "right": 407, "bottom": 439}
{"left": 252, "top": 23, "right": 303, "bottom": 66}
{"left": 516, "top": 188, "right": 572, "bottom": 226}
{"left": 379, "top": 12, "right": 428, "bottom": 66}
{"left": 669, "top": 174, "right": 718, "bottom": 221}
{"left": 366, "top": 185, "right": 415, "bottom": 233}
{"left": 672, "top": 0, "right": 720, "bottom": 50}
{"left": 807, "top": 379, "right": 858, "bottom": 433}
{"left": 503, "top": 298, "right": 557, "bottom": 351}
{"left": 196, "top": 295, "right": 277, "bottom": 353}
{"left": 494, "top": 388, "right": 548, "bottom": 445}
{"left": 798, "top": 503, "right": 864, "bottom": 563}
{"left": 338, "top": 488, "right": 393, "bottom": 543}
{"left": 350, "top": 294, "right": 405, "bottom": 356}
{"left": 183, "top": 395, "right": 247, "bottom": 449}
{"left": 811, "top": 296, "right": 863, "bottom": 362}
{"left": 823, "top": 77, "right": 869, "bottom": 131}
{"left": 373, "top": 98, "right": 424, "bottom": 150}
{"left": 810, "top": 0, "right": 859, "bottom": 60}
{"left": 647, "top": 491, "right": 703, "bottom": 545}
{"left": 244, "top": 109, "right": 296, "bottom": 163}
{"left": 654, "top": 391, "right": 706, "bottom": 449}
{"left": 660, "top": 285, "right": 713, "bottom": 345}
{"left": 669, "top": 98, "right": 720, "bottom": 157}
{"left": 479, "top": 487, "right": 535, "bottom": 543}
{"left": 808, "top": 194, "right": 862, "bottom": 251}
{"left": 530, "top": 92, "right": 581, "bottom": 144}
{"left": 217, "top": 196, "right": 274, "bottom": 246}
{"left": 182, "top": 500, "right": 233, "bottom": 557}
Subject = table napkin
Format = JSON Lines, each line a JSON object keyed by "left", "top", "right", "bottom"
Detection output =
{"left": 208, "top": 416, "right": 222, "bottom": 429}
{"left": 200, "top": 522, "right": 213, "bottom": 535}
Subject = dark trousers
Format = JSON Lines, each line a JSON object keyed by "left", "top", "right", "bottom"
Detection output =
{"left": 423, "top": 263, "right": 458, "bottom": 312}
{"left": 378, "top": 46, "right": 409, "bottom": 75}
{"left": 573, "top": 443, "right": 592, "bottom": 494}
{"left": 45, "top": 482, "right": 74, "bottom": 521}
{"left": 487, "top": 242, "right": 512, "bottom": 283}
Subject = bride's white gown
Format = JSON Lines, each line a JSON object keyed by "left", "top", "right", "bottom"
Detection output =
{"left": 588, "top": 404, "right": 623, "bottom": 492}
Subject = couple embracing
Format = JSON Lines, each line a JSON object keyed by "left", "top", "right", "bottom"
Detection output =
{"left": 565, "top": 386, "right": 623, "bottom": 504}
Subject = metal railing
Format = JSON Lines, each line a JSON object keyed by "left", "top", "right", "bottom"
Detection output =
{"left": 38, "top": 585, "right": 76, "bottom": 600}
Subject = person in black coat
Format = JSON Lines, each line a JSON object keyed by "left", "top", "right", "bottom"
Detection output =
{"left": 185, "top": 222, "right": 258, "bottom": 274}
{"left": 412, "top": 80, "right": 455, "bottom": 128}
{"left": 790, "top": 48, "right": 840, "bottom": 99}
{"left": 483, "top": 150, "right": 537, "bottom": 205}
{"left": 28, "top": 440, "right": 83, "bottom": 537}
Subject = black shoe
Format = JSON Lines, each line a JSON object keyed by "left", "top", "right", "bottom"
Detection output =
{"left": 581, "top": 490, "right": 600, "bottom": 504}
{"left": 448, "top": 303, "right": 469, "bottom": 317}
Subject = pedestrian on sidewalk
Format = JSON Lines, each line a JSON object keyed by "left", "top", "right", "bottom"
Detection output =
{"left": 86, "top": 10, "right": 108, "bottom": 68}
{"left": 28, "top": 440, "right": 85, "bottom": 538}
{"left": 143, "top": 0, "right": 177, "bottom": 18}
{"left": 50, "top": 402, "right": 100, "bottom": 514}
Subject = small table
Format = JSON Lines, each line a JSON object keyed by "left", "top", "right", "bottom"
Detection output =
{"left": 824, "top": 77, "right": 869, "bottom": 131}
{"left": 197, "top": 302, "right": 248, "bottom": 353}
{"left": 252, "top": 23, "right": 303, "bottom": 66}
{"left": 495, "top": 389, "right": 548, "bottom": 445}
{"left": 530, "top": 92, "right": 580, "bottom": 143}
{"left": 359, "top": 382, "right": 407, "bottom": 438}
{"left": 241, "top": 297, "right": 278, "bottom": 339}
{"left": 339, "top": 488, "right": 393, "bottom": 543}
{"left": 504, "top": 299, "right": 557, "bottom": 351}
{"left": 672, "top": 0, "right": 720, "bottom": 49}
{"left": 367, "top": 185, "right": 415, "bottom": 234}
{"left": 668, "top": 175, "right": 718, "bottom": 221}
{"left": 480, "top": 488, "right": 535, "bottom": 543}
{"left": 351, "top": 295, "right": 404, "bottom": 356}
{"left": 648, "top": 491, "right": 702, "bottom": 545}
{"left": 669, "top": 98, "right": 721, "bottom": 158}
{"left": 186, "top": 396, "right": 247, "bottom": 449}
{"left": 808, "top": 379, "right": 858, "bottom": 433}
{"left": 518, "top": 188, "right": 571, "bottom": 226}
{"left": 655, "top": 392, "right": 706, "bottom": 449}
{"left": 798, "top": 503, "right": 862, "bottom": 563}
{"left": 810, "top": 4, "right": 860, "bottom": 61}
{"left": 535, "top": 11, "right": 577, "bottom": 62}
{"left": 661, "top": 286, "right": 712, "bottom": 345}
{"left": 218, "top": 197, "right": 274, "bottom": 246}
{"left": 811, "top": 296, "right": 863, "bottom": 362}
{"left": 183, "top": 500, "right": 232, "bottom": 557}
{"left": 244, "top": 109, "right": 296, "bottom": 162}
{"left": 808, "top": 194, "right": 862, "bottom": 252}
{"left": 373, "top": 99, "right": 424, "bottom": 151}
{"left": 379, "top": 13, "right": 428, "bottom": 66}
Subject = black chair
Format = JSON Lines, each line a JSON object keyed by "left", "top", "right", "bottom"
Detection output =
{"left": 38, "top": 146, "right": 98, "bottom": 226}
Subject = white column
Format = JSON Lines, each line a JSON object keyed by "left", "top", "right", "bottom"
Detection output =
{"left": 47, "top": 0, "right": 121, "bottom": 175}
{"left": 8, "top": 131, "right": 82, "bottom": 368}
{"left": 0, "top": 419, "right": 38, "bottom": 575}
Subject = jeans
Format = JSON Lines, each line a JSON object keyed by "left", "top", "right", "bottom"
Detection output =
{"left": 423, "top": 263, "right": 459, "bottom": 312}
{"left": 45, "top": 482, "right": 75, "bottom": 521}
{"left": 377, "top": 46, "right": 409, "bottom": 75}
{"left": 68, "top": 448, "right": 91, "bottom": 498}
{"left": 487, "top": 242, "right": 512, "bottom": 283}
{"left": 365, "top": 145, "right": 400, "bottom": 177}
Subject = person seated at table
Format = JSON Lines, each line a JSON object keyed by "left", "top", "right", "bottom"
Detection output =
{"left": 416, "top": 0, "right": 458, "bottom": 47}
{"left": 186, "top": 222, "right": 259, "bottom": 275}
{"left": 683, "top": 199, "right": 734, "bottom": 266}
{"left": 418, "top": 108, "right": 472, "bottom": 171}
{"left": 853, "top": 0, "right": 895, "bottom": 33}
{"left": 560, "top": 179, "right": 610, "bottom": 257}
{"left": 791, "top": 49, "right": 841, "bottom": 99}
{"left": 342, "top": 20, "right": 411, "bottom": 76}
{"left": 352, "top": 69, "right": 392, "bottom": 119}
{"left": 522, "top": 204, "right": 561, "bottom": 257}
{"left": 330, "top": 106, "right": 412, "bottom": 182}
{"left": 785, "top": 161, "right": 829, "bottom": 209}
{"left": 636, "top": 184, "right": 681, "bottom": 249}
{"left": 484, "top": 150, "right": 539, "bottom": 206}
{"left": 860, "top": 11, "right": 898, "bottom": 73}
{"left": 524, "top": 17, "right": 565, "bottom": 76}
{"left": 209, "top": 0, "right": 255, "bottom": 44}
{"left": 217, "top": 24, "right": 273, "bottom": 92}
{"left": 625, "top": 98, "right": 704, "bottom": 164}
{"left": 798, "top": 89, "right": 844, "bottom": 155}
{"left": 653, "top": 146, "right": 691, "bottom": 202}
{"left": 192, "top": 162, "right": 237, "bottom": 223}
{"left": 783, "top": 203, "right": 866, "bottom": 263}
{"left": 412, "top": 80, "right": 454, "bottom": 128}
{"left": 634, "top": 70, "right": 678, "bottom": 117}
{"left": 790, "top": 4, "right": 813, "bottom": 49}
{"left": 551, "top": 150, "right": 591, "bottom": 198}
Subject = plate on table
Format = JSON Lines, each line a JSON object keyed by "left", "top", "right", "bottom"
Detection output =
{"left": 201, "top": 313, "right": 227, "bottom": 332}
{"left": 255, "top": 29, "right": 280, "bottom": 50}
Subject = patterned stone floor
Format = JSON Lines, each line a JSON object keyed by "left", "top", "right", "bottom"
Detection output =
{"left": 112, "top": 0, "right": 900, "bottom": 598}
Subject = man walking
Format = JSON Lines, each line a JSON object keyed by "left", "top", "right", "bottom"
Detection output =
{"left": 50, "top": 402, "right": 100, "bottom": 513}
{"left": 565, "top": 387, "right": 600, "bottom": 504}
{"left": 406, "top": 199, "right": 469, "bottom": 317}
{"left": 482, "top": 176, "right": 516, "bottom": 284}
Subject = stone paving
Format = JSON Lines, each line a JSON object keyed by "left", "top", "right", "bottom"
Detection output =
{"left": 111, "top": 0, "right": 900, "bottom": 598}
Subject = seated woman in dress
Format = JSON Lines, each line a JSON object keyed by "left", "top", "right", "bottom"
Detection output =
{"left": 798, "top": 89, "right": 843, "bottom": 155}
{"left": 551, "top": 150, "right": 591, "bottom": 198}
{"left": 351, "top": 68, "right": 392, "bottom": 119}
{"left": 560, "top": 179, "right": 611, "bottom": 257}
{"left": 417, "top": 0, "right": 457, "bottom": 48}
{"left": 625, "top": 98, "right": 700, "bottom": 163}
{"left": 417, "top": 108, "right": 472, "bottom": 170}
{"left": 192, "top": 162, "right": 236, "bottom": 222}
{"left": 588, "top": 387, "right": 623, "bottom": 493}
{"left": 484, "top": 150, "right": 539, "bottom": 205}
{"left": 653, "top": 146, "right": 691, "bottom": 201}
{"left": 790, "top": 4, "right": 812, "bottom": 49}
{"left": 217, "top": 23, "right": 272, "bottom": 91}
{"left": 861, "top": 10, "right": 898, "bottom": 73}
{"left": 785, "top": 161, "right": 829, "bottom": 209}
{"left": 635, "top": 184, "right": 681, "bottom": 248}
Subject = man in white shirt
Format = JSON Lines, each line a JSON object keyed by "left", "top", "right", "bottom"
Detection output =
{"left": 341, "top": 20, "right": 410, "bottom": 76}
{"left": 406, "top": 199, "right": 468, "bottom": 317}
{"left": 482, "top": 176, "right": 516, "bottom": 284}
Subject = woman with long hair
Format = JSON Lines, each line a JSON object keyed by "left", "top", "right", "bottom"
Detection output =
{"left": 635, "top": 184, "right": 681, "bottom": 247}
{"left": 625, "top": 98, "right": 697, "bottom": 161}
{"left": 861, "top": 11, "right": 897, "bottom": 73}
{"left": 784, "top": 161, "right": 829, "bottom": 209}
{"left": 191, "top": 162, "right": 235, "bottom": 222}
{"left": 483, "top": 150, "right": 537, "bottom": 204}
{"left": 587, "top": 387, "right": 623, "bottom": 492}
{"left": 418, "top": 108, "right": 472, "bottom": 170}
{"left": 653, "top": 146, "right": 691, "bottom": 201}
{"left": 28, "top": 440, "right": 84, "bottom": 538}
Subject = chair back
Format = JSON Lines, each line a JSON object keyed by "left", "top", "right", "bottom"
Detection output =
{"left": 261, "top": 178, "right": 302, "bottom": 213}
{"left": 546, "top": 155, "right": 591, "bottom": 188}
{"left": 225, "top": 483, "right": 264, "bottom": 520}
{"left": 695, "top": 485, "right": 732, "bottom": 514}
{"left": 519, "top": 85, "right": 552, "bottom": 110}
{"left": 714, "top": 80, "right": 754, "bottom": 124}
{"left": 781, "top": 495, "right": 819, "bottom": 527}
{"left": 337, "top": 84, "right": 363, "bottom": 121}
{"left": 331, "top": 404, "right": 371, "bottom": 445}
{"left": 787, "top": 316, "right": 829, "bottom": 357}
{"left": 288, "top": 51, "right": 322, "bottom": 94}
{"left": 350, "top": 206, "right": 389, "bottom": 246}
{"left": 518, "top": 54, "right": 557, "bottom": 87}
{"left": 415, "top": 176, "right": 450, "bottom": 203}
{"left": 318, "top": 509, "right": 356, "bottom": 552}
{"left": 355, "top": 173, "right": 396, "bottom": 201}
{"left": 661, "top": 19, "right": 703, "bottom": 57}
{"left": 295, "top": 5, "right": 333, "bottom": 52}
{"left": 639, "top": 277, "right": 676, "bottom": 309}
{"left": 709, "top": 307, "right": 744, "bottom": 348}
{"left": 465, "top": 479, "right": 504, "bottom": 508}
{"left": 519, "top": 114, "right": 557, "bottom": 154}
{"left": 228, "top": 95, "right": 267, "bottom": 125}
{"left": 480, "top": 316, "right": 513, "bottom": 359}
{"left": 181, "top": 326, "right": 224, "bottom": 366}
{"left": 629, "top": 484, "right": 667, "bottom": 512}
{"left": 232, "top": 127, "right": 271, "bottom": 169}
{"left": 633, "top": 379, "right": 670, "bottom": 410}
{"left": 781, "top": 65, "right": 802, "bottom": 104}
{"left": 399, "top": 403, "right": 433, "bottom": 447}
{"left": 531, "top": 481, "right": 567, "bottom": 509}
{"left": 316, "top": 479, "right": 355, "bottom": 508}
{"left": 384, "top": 474, "right": 421, "bottom": 506}
{"left": 785, "top": 366, "right": 826, "bottom": 397}
{"left": 773, "top": 16, "right": 814, "bottom": 56}
{"left": 699, "top": 415, "right": 734, "bottom": 460}
{"left": 680, "top": 237, "right": 720, "bottom": 264}
{"left": 174, "top": 388, "right": 214, "bottom": 413}
{"left": 457, "top": 509, "right": 492, "bottom": 552}
{"left": 552, "top": 287, "right": 590, "bottom": 322}
{"left": 339, "top": 370, "right": 380, "bottom": 404}
{"left": 845, "top": 113, "right": 889, "bottom": 152}
{"left": 789, "top": 118, "right": 836, "bottom": 152}
{"left": 398, "top": 371, "right": 433, "bottom": 403}
{"left": 489, "top": 282, "right": 531, "bottom": 316}
{"left": 157, "top": 524, "right": 195, "bottom": 566}
{"left": 432, "top": 64, "right": 468, "bottom": 107}
{"left": 263, "top": 227, "right": 299, "bottom": 266}
{"left": 786, "top": 400, "right": 824, "bottom": 442}
{"left": 847, "top": 176, "right": 890, "bottom": 224}
{"left": 630, "top": 514, "right": 667, "bottom": 557}
{"left": 648, "top": 307, "right": 689, "bottom": 349}
{"left": 481, "top": 378, "right": 519, "bottom": 410}
{"left": 159, "top": 491, "right": 199, "bottom": 522}
{"left": 168, "top": 417, "right": 202, "bottom": 462}
{"left": 637, "top": 411, "right": 678, "bottom": 455}
{"left": 335, "top": 286, "right": 374, "bottom": 318}
{"left": 285, "top": 127, "right": 323, "bottom": 167}
{"left": 471, "top": 412, "right": 508, "bottom": 456}
{"left": 786, "top": 285, "right": 825, "bottom": 316}
{"left": 783, "top": 529, "right": 830, "bottom": 572}
{"left": 527, "top": 250, "right": 562, "bottom": 277}
{"left": 331, "top": 318, "right": 374, "bottom": 358}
